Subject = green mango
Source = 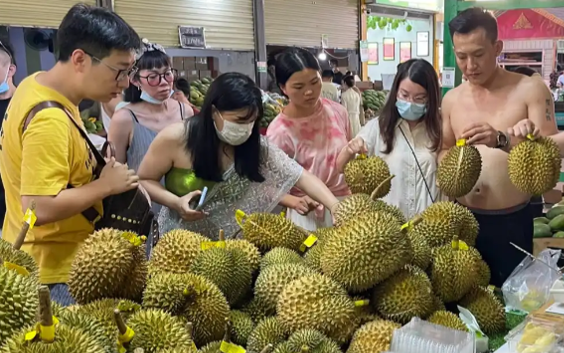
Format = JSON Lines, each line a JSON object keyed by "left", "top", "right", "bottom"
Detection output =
{"left": 548, "top": 214, "right": 564, "bottom": 232}
{"left": 534, "top": 217, "right": 550, "bottom": 224}
{"left": 534, "top": 223, "right": 552, "bottom": 238}
{"left": 553, "top": 231, "right": 564, "bottom": 238}
{"left": 546, "top": 206, "right": 564, "bottom": 220}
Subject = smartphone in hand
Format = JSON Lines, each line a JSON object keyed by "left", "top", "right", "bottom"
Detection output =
{"left": 194, "top": 186, "right": 208, "bottom": 211}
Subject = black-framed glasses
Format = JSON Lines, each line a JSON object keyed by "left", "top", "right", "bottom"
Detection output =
{"left": 138, "top": 69, "right": 177, "bottom": 87}
{"left": 88, "top": 53, "right": 138, "bottom": 82}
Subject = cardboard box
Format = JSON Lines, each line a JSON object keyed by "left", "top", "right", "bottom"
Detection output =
{"left": 199, "top": 70, "right": 212, "bottom": 80}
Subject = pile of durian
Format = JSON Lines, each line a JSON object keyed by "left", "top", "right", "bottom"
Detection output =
{"left": 0, "top": 156, "right": 509, "bottom": 353}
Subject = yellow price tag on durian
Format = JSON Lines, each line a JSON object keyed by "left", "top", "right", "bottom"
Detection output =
{"left": 122, "top": 232, "right": 143, "bottom": 246}
{"left": 23, "top": 207, "right": 37, "bottom": 229}
{"left": 3, "top": 261, "right": 30, "bottom": 276}
{"left": 220, "top": 341, "right": 246, "bottom": 353}
{"left": 354, "top": 299, "right": 370, "bottom": 307}
{"left": 401, "top": 221, "right": 413, "bottom": 231}
{"left": 299, "top": 235, "right": 318, "bottom": 252}
{"left": 456, "top": 139, "right": 467, "bottom": 147}
{"left": 118, "top": 326, "right": 135, "bottom": 343}
{"left": 200, "top": 241, "right": 226, "bottom": 250}
{"left": 451, "top": 239, "right": 469, "bottom": 251}
{"left": 25, "top": 316, "right": 59, "bottom": 342}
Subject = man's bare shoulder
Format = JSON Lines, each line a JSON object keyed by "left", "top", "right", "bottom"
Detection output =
{"left": 442, "top": 83, "right": 467, "bottom": 108}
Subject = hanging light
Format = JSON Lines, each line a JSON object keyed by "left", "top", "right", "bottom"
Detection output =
{"left": 318, "top": 51, "right": 327, "bottom": 61}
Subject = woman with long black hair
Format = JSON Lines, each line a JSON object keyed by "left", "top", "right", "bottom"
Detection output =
{"left": 337, "top": 59, "right": 442, "bottom": 219}
{"left": 138, "top": 72, "right": 341, "bottom": 239}
{"left": 267, "top": 48, "right": 352, "bottom": 231}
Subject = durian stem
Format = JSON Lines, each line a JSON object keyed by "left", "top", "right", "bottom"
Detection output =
{"left": 401, "top": 215, "right": 424, "bottom": 233}
{"left": 300, "top": 346, "right": 310, "bottom": 353}
{"left": 219, "top": 229, "right": 225, "bottom": 242}
{"left": 113, "top": 309, "right": 128, "bottom": 335}
{"left": 260, "top": 344, "right": 274, "bottom": 353}
{"left": 370, "top": 175, "right": 395, "bottom": 200}
{"left": 222, "top": 318, "right": 232, "bottom": 343}
{"left": 14, "top": 200, "right": 36, "bottom": 250}
{"left": 38, "top": 286, "right": 54, "bottom": 342}
{"left": 186, "top": 322, "right": 194, "bottom": 340}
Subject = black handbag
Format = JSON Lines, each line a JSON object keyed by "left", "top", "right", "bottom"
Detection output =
{"left": 23, "top": 101, "right": 157, "bottom": 238}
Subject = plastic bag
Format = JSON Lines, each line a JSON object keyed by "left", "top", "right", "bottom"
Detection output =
{"left": 502, "top": 248, "right": 562, "bottom": 313}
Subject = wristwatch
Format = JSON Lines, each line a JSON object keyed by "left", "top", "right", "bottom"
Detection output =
{"left": 495, "top": 131, "right": 509, "bottom": 149}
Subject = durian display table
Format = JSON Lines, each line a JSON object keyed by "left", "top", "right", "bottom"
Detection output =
{"left": 533, "top": 238, "right": 564, "bottom": 257}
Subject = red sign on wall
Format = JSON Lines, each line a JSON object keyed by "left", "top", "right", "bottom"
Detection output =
{"left": 497, "top": 9, "right": 564, "bottom": 40}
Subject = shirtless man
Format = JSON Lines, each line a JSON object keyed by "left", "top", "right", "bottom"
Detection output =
{"left": 441, "top": 8, "right": 558, "bottom": 287}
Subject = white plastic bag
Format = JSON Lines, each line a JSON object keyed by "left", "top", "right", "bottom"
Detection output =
{"left": 502, "top": 248, "right": 562, "bottom": 313}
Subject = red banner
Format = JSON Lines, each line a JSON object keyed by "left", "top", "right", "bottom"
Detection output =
{"left": 497, "top": 9, "right": 564, "bottom": 40}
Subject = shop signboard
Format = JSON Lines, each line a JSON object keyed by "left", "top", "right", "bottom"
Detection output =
{"left": 373, "top": 0, "right": 442, "bottom": 12}
{"left": 179, "top": 26, "right": 206, "bottom": 49}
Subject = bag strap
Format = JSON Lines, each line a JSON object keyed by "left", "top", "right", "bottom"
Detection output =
{"left": 398, "top": 125, "right": 435, "bottom": 203}
{"left": 22, "top": 100, "right": 103, "bottom": 223}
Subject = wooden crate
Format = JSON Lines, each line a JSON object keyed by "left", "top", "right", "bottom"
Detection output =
{"left": 533, "top": 237, "right": 564, "bottom": 257}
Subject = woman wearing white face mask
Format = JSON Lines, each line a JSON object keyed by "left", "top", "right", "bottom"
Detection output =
{"left": 336, "top": 59, "right": 443, "bottom": 219}
{"left": 108, "top": 39, "right": 194, "bottom": 173}
{"left": 138, "top": 72, "right": 342, "bottom": 240}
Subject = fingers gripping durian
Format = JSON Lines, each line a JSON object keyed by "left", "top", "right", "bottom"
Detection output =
{"left": 321, "top": 212, "right": 415, "bottom": 292}
{"left": 1, "top": 286, "right": 105, "bottom": 353}
{"left": 437, "top": 139, "right": 482, "bottom": 198}
{"left": 508, "top": 134, "right": 561, "bottom": 195}
{"left": 344, "top": 154, "right": 393, "bottom": 196}
{"left": 236, "top": 210, "right": 308, "bottom": 252}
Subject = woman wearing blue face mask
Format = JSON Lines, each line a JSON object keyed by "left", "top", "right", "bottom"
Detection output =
{"left": 336, "top": 59, "right": 442, "bottom": 219}
{"left": 137, "top": 72, "right": 341, "bottom": 240}
{"left": 108, "top": 39, "right": 194, "bottom": 173}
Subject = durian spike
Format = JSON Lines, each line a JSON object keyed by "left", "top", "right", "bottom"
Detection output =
{"left": 14, "top": 199, "right": 36, "bottom": 250}
{"left": 370, "top": 175, "right": 395, "bottom": 200}
{"left": 219, "top": 229, "right": 225, "bottom": 242}
{"left": 222, "top": 318, "right": 232, "bottom": 343}
{"left": 260, "top": 344, "right": 274, "bottom": 353}
{"left": 38, "top": 285, "right": 55, "bottom": 343}
{"left": 300, "top": 346, "right": 310, "bottom": 353}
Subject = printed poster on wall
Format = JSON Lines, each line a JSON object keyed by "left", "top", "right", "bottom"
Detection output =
{"left": 383, "top": 38, "right": 395, "bottom": 61}
{"left": 368, "top": 43, "right": 379, "bottom": 65}
{"left": 400, "top": 42, "right": 412, "bottom": 63}
{"left": 360, "top": 41, "right": 369, "bottom": 62}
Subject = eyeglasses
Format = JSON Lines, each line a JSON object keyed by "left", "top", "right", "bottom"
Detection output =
{"left": 87, "top": 53, "right": 138, "bottom": 82}
{"left": 138, "top": 69, "right": 177, "bottom": 87}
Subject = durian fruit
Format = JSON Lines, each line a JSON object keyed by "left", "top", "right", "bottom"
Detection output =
{"left": 247, "top": 317, "right": 290, "bottom": 353}
{"left": 229, "top": 310, "right": 255, "bottom": 346}
{"left": 437, "top": 139, "right": 482, "bottom": 198}
{"left": 76, "top": 298, "right": 141, "bottom": 340}
{"left": 321, "top": 211, "right": 412, "bottom": 292}
{"left": 272, "top": 329, "right": 341, "bottom": 353}
{"left": 406, "top": 228, "right": 432, "bottom": 270}
{"left": 1, "top": 286, "right": 104, "bottom": 353}
{"left": 508, "top": 135, "right": 561, "bottom": 195}
{"left": 236, "top": 210, "right": 308, "bottom": 252}
{"left": 149, "top": 229, "right": 208, "bottom": 275}
{"left": 68, "top": 228, "right": 147, "bottom": 304}
{"left": 371, "top": 265, "right": 435, "bottom": 324}
{"left": 0, "top": 238, "right": 38, "bottom": 278}
{"left": 143, "top": 272, "right": 229, "bottom": 346}
{"left": 127, "top": 309, "right": 197, "bottom": 352}
{"left": 260, "top": 247, "right": 304, "bottom": 270}
{"left": 254, "top": 263, "right": 317, "bottom": 315}
{"left": 277, "top": 273, "right": 358, "bottom": 343}
{"left": 459, "top": 286, "right": 505, "bottom": 335}
{"left": 430, "top": 237, "right": 481, "bottom": 303}
{"left": 344, "top": 154, "right": 392, "bottom": 196}
{"left": 427, "top": 311, "right": 467, "bottom": 331}
{"left": 431, "top": 295, "right": 446, "bottom": 312}
{"left": 241, "top": 297, "right": 270, "bottom": 324}
{"left": 333, "top": 194, "right": 405, "bottom": 228}
{"left": 190, "top": 230, "right": 252, "bottom": 305}
{"left": 57, "top": 309, "right": 116, "bottom": 353}
{"left": 476, "top": 259, "right": 491, "bottom": 287}
{"left": 346, "top": 320, "right": 401, "bottom": 353}
{"left": 352, "top": 296, "right": 380, "bottom": 325}
{"left": 414, "top": 201, "right": 479, "bottom": 248}
{"left": 226, "top": 239, "right": 261, "bottom": 273}
{"left": 0, "top": 265, "right": 39, "bottom": 345}
{"left": 197, "top": 341, "right": 221, "bottom": 353}
{"left": 303, "top": 229, "right": 337, "bottom": 272}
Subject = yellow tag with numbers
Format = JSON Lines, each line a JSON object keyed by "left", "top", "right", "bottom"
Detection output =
{"left": 220, "top": 341, "right": 246, "bottom": 353}
{"left": 354, "top": 299, "right": 370, "bottom": 307}
{"left": 299, "top": 235, "right": 318, "bottom": 252}
{"left": 201, "top": 241, "right": 226, "bottom": 250}
{"left": 23, "top": 208, "right": 37, "bottom": 229}
{"left": 456, "top": 139, "right": 467, "bottom": 147}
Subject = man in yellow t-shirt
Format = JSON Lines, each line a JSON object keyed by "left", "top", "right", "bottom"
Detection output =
{"left": 0, "top": 4, "right": 141, "bottom": 306}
